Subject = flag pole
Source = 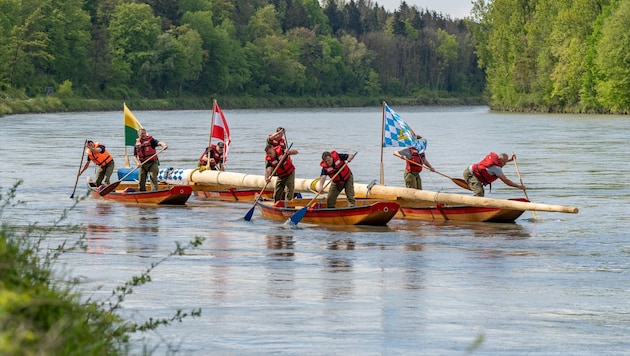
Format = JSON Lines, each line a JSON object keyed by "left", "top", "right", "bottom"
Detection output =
{"left": 380, "top": 101, "right": 386, "bottom": 185}
{"left": 207, "top": 99, "right": 217, "bottom": 169}
{"left": 124, "top": 103, "right": 130, "bottom": 168}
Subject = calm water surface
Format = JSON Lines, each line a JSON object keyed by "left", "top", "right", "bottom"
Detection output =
{"left": 1, "top": 106, "right": 629, "bottom": 354}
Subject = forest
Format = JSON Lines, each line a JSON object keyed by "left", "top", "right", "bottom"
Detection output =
{"left": 470, "top": 0, "right": 630, "bottom": 113}
{"left": 0, "top": 0, "right": 484, "bottom": 105}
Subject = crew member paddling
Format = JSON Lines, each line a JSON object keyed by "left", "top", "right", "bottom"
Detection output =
{"left": 463, "top": 152, "right": 525, "bottom": 197}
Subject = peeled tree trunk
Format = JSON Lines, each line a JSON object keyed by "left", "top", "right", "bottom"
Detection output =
{"left": 188, "top": 169, "right": 578, "bottom": 214}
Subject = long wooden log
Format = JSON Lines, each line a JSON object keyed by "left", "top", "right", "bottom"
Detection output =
{"left": 189, "top": 169, "right": 578, "bottom": 214}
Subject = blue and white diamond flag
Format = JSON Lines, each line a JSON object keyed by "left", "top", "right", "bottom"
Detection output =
{"left": 382, "top": 103, "right": 426, "bottom": 153}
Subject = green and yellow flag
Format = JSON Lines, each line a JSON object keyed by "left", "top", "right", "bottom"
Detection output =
{"left": 124, "top": 103, "right": 143, "bottom": 146}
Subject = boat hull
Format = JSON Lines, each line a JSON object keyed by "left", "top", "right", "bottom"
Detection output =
{"left": 192, "top": 184, "right": 273, "bottom": 202}
{"left": 256, "top": 198, "right": 399, "bottom": 226}
{"left": 397, "top": 198, "right": 528, "bottom": 222}
{"left": 89, "top": 184, "right": 192, "bottom": 205}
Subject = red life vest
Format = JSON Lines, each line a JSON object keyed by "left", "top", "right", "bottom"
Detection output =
{"left": 199, "top": 144, "right": 223, "bottom": 168}
{"left": 88, "top": 142, "right": 113, "bottom": 167}
{"left": 266, "top": 146, "right": 294, "bottom": 178}
{"left": 135, "top": 135, "right": 158, "bottom": 162}
{"left": 320, "top": 151, "right": 352, "bottom": 184}
{"left": 472, "top": 152, "right": 503, "bottom": 186}
{"left": 268, "top": 135, "right": 286, "bottom": 149}
{"left": 405, "top": 147, "right": 424, "bottom": 173}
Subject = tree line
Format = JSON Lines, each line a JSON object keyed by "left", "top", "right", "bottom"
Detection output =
{"left": 470, "top": 0, "right": 630, "bottom": 114}
{"left": 0, "top": 0, "right": 484, "bottom": 102}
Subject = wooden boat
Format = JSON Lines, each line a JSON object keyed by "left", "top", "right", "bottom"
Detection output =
{"left": 395, "top": 198, "right": 529, "bottom": 223}
{"left": 192, "top": 184, "right": 274, "bottom": 202}
{"left": 256, "top": 198, "right": 400, "bottom": 226}
{"left": 88, "top": 183, "right": 192, "bottom": 205}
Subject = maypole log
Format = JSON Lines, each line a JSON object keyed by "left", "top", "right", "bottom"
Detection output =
{"left": 188, "top": 170, "right": 578, "bottom": 214}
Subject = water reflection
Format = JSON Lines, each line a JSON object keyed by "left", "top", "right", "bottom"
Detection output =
{"left": 206, "top": 230, "right": 231, "bottom": 301}
{"left": 264, "top": 234, "right": 296, "bottom": 299}
{"left": 265, "top": 234, "right": 295, "bottom": 259}
{"left": 322, "top": 239, "right": 355, "bottom": 299}
{"left": 401, "top": 244, "right": 426, "bottom": 291}
{"left": 124, "top": 208, "right": 160, "bottom": 257}
{"left": 430, "top": 220, "right": 532, "bottom": 240}
{"left": 85, "top": 204, "right": 114, "bottom": 254}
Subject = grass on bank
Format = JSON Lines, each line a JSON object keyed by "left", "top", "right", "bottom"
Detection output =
{"left": 0, "top": 181, "right": 203, "bottom": 355}
{"left": 0, "top": 92, "right": 485, "bottom": 117}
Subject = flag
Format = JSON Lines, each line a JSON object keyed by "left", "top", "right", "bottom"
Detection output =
{"left": 382, "top": 103, "right": 426, "bottom": 153}
{"left": 124, "top": 103, "right": 143, "bottom": 146}
{"left": 211, "top": 103, "right": 231, "bottom": 159}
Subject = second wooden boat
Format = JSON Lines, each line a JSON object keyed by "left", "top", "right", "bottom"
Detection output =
{"left": 396, "top": 198, "right": 529, "bottom": 222}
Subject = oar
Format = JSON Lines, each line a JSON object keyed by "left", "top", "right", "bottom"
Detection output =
{"left": 99, "top": 147, "right": 166, "bottom": 196}
{"left": 512, "top": 152, "right": 537, "bottom": 218}
{"left": 70, "top": 139, "right": 88, "bottom": 199}
{"left": 287, "top": 152, "right": 357, "bottom": 226}
{"left": 393, "top": 153, "right": 470, "bottom": 190}
{"left": 244, "top": 143, "right": 293, "bottom": 221}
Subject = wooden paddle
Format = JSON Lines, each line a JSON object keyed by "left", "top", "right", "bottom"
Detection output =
{"left": 70, "top": 139, "right": 88, "bottom": 199}
{"left": 99, "top": 147, "right": 165, "bottom": 196}
{"left": 393, "top": 153, "right": 470, "bottom": 191}
{"left": 287, "top": 152, "right": 357, "bottom": 226}
{"left": 244, "top": 143, "right": 293, "bottom": 221}
{"left": 512, "top": 152, "right": 537, "bottom": 218}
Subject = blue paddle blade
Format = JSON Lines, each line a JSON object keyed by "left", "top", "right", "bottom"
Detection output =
{"left": 244, "top": 206, "right": 255, "bottom": 221}
{"left": 288, "top": 206, "right": 308, "bottom": 225}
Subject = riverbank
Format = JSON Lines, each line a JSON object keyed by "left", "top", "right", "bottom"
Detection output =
{"left": 0, "top": 94, "right": 485, "bottom": 117}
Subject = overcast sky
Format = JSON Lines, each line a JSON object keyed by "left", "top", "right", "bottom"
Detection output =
{"left": 374, "top": 0, "right": 474, "bottom": 19}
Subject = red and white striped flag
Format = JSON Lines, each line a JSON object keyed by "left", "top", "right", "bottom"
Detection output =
{"left": 211, "top": 103, "right": 231, "bottom": 159}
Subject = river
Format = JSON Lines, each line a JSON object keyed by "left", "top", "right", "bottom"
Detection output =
{"left": 1, "top": 106, "right": 629, "bottom": 354}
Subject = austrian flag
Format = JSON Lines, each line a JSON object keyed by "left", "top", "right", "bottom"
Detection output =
{"left": 211, "top": 103, "right": 231, "bottom": 159}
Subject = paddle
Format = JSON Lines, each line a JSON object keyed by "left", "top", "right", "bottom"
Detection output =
{"left": 70, "top": 139, "right": 88, "bottom": 199}
{"left": 393, "top": 153, "right": 470, "bottom": 190}
{"left": 244, "top": 143, "right": 293, "bottom": 221}
{"left": 512, "top": 152, "right": 537, "bottom": 218}
{"left": 99, "top": 147, "right": 165, "bottom": 196}
{"left": 287, "top": 152, "right": 357, "bottom": 226}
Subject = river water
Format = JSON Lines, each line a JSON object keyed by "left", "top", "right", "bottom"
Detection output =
{"left": 1, "top": 106, "right": 629, "bottom": 354}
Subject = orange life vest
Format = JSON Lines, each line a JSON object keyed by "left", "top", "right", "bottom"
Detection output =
{"left": 88, "top": 142, "right": 113, "bottom": 167}
{"left": 472, "top": 152, "right": 503, "bottom": 186}
{"left": 135, "top": 135, "right": 158, "bottom": 162}
{"left": 266, "top": 146, "right": 294, "bottom": 178}
{"left": 405, "top": 147, "right": 424, "bottom": 173}
{"left": 320, "top": 151, "right": 352, "bottom": 184}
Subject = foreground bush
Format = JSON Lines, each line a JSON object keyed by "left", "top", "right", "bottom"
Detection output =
{"left": 0, "top": 181, "right": 202, "bottom": 355}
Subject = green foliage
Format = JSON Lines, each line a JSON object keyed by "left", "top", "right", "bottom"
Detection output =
{"left": 0, "top": 182, "right": 204, "bottom": 354}
{"left": 470, "top": 0, "right": 630, "bottom": 113}
{"left": 0, "top": 0, "right": 484, "bottom": 103}
{"left": 595, "top": 0, "right": 630, "bottom": 112}
{"left": 57, "top": 80, "right": 74, "bottom": 98}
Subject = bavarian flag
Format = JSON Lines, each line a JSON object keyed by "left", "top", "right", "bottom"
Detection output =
{"left": 382, "top": 102, "right": 426, "bottom": 153}
{"left": 124, "top": 103, "right": 143, "bottom": 146}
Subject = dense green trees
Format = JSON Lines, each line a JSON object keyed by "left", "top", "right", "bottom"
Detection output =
{"left": 471, "top": 0, "right": 630, "bottom": 113}
{"left": 0, "top": 0, "right": 482, "bottom": 102}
